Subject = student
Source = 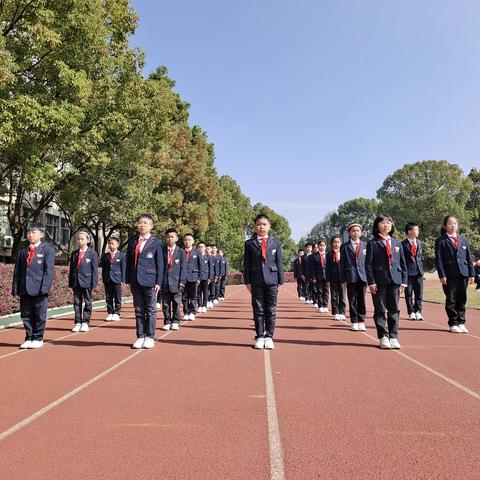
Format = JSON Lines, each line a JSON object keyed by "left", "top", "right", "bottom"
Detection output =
{"left": 182, "top": 233, "right": 203, "bottom": 321}
{"left": 434, "top": 215, "right": 475, "bottom": 333}
{"left": 366, "top": 215, "right": 407, "bottom": 349}
{"left": 475, "top": 259, "right": 480, "bottom": 292}
{"left": 340, "top": 224, "right": 367, "bottom": 331}
{"left": 197, "top": 241, "right": 210, "bottom": 313}
{"left": 11, "top": 222, "right": 55, "bottom": 349}
{"left": 243, "top": 214, "right": 284, "bottom": 350}
{"left": 293, "top": 249, "right": 305, "bottom": 300}
{"left": 313, "top": 240, "right": 329, "bottom": 313}
{"left": 218, "top": 249, "right": 228, "bottom": 300}
{"left": 211, "top": 245, "right": 221, "bottom": 304}
{"left": 100, "top": 235, "right": 125, "bottom": 322}
{"left": 301, "top": 243, "right": 315, "bottom": 304}
{"left": 125, "top": 214, "right": 164, "bottom": 349}
{"left": 69, "top": 231, "right": 99, "bottom": 332}
{"left": 206, "top": 245, "right": 215, "bottom": 309}
{"left": 326, "top": 235, "right": 346, "bottom": 320}
{"left": 161, "top": 228, "right": 187, "bottom": 331}
{"left": 401, "top": 223, "right": 424, "bottom": 320}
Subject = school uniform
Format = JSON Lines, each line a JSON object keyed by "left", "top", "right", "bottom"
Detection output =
{"left": 213, "top": 254, "right": 222, "bottom": 300}
{"left": 182, "top": 247, "right": 203, "bottom": 315}
{"left": 435, "top": 234, "right": 475, "bottom": 327}
{"left": 69, "top": 247, "right": 99, "bottom": 325}
{"left": 301, "top": 253, "right": 315, "bottom": 302}
{"left": 12, "top": 242, "right": 55, "bottom": 341}
{"left": 366, "top": 236, "right": 407, "bottom": 339}
{"left": 209, "top": 254, "right": 220, "bottom": 302}
{"left": 125, "top": 235, "right": 164, "bottom": 338}
{"left": 162, "top": 245, "right": 187, "bottom": 325}
{"left": 219, "top": 256, "right": 228, "bottom": 298}
{"left": 325, "top": 250, "right": 346, "bottom": 315}
{"left": 313, "top": 251, "right": 329, "bottom": 308}
{"left": 340, "top": 240, "right": 367, "bottom": 323}
{"left": 100, "top": 250, "right": 126, "bottom": 315}
{"left": 243, "top": 236, "right": 284, "bottom": 339}
{"left": 475, "top": 264, "right": 480, "bottom": 290}
{"left": 293, "top": 256, "right": 305, "bottom": 299}
{"left": 401, "top": 238, "right": 424, "bottom": 316}
{"left": 197, "top": 253, "right": 211, "bottom": 308}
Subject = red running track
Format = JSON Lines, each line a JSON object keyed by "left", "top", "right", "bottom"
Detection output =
{"left": 0, "top": 284, "right": 479, "bottom": 479}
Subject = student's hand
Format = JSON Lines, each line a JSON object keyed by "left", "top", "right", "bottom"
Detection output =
{"left": 469, "top": 277, "right": 475, "bottom": 285}
{"left": 179, "top": 284, "right": 185, "bottom": 291}
{"left": 312, "top": 279, "right": 316, "bottom": 284}
{"left": 154, "top": 284, "right": 161, "bottom": 293}
{"left": 196, "top": 280, "right": 201, "bottom": 286}
{"left": 278, "top": 284, "right": 283, "bottom": 290}
{"left": 246, "top": 284, "right": 252, "bottom": 294}
{"left": 301, "top": 275, "right": 306, "bottom": 282}
{"left": 369, "top": 284, "right": 377, "bottom": 294}
{"left": 400, "top": 284, "right": 407, "bottom": 292}
{"left": 440, "top": 277, "right": 447, "bottom": 285}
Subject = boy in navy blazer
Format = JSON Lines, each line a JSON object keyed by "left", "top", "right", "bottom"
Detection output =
{"left": 435, "top": 215, "right": 475, "bottom": 333}
{"left": 366, "top": 215, "right": 408, "bottom": 349}
{"left": 211, "top": 245, "right": 221, "bottom": 304}
{"left": 313, "top": 240, "right": 329, "bottom": 313}
{"left": 301, "top": 243, "right": 315, "bottom": 304}
{"left": 340, "top": 224, "right": 367, "bottom": 330}
{"left": 182, "top": 233, "right": 204, "bottom": 321}
{"left": 326, "top": 235, "right": 346, "bottom": 320}
{"left": 293, "top": 249, "right": 305, "bottom": 300}
{"left": 197, "top": 241, "right": 210, "bottom": 313}
{"left": 161, "top": 228, "right": 187, "bottom": 331}
{"left": 12, "top": 222, "right": 55, "bottom": 349}
{"left": 401, "top": 222, "right": 424, "bottom": 320}
{"left": 100, "top": 235, "right": 125, "bottom": 322}
{"left": 243, "top": 214, "right": 284, "bottom": 350}
{"left": 206, "top": 245, "right": 215, "bottom": 309}
{"left": 69, "top": 231, "right": 99, "bottom": 333}
{"left": 218, "top": 249, "right": 228, "bottom": 300}
{"left": 125, "top": 214, "right": 164, "bottom": 349}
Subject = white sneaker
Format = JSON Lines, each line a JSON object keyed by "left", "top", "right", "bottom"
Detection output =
{"left": 458, "top": 324, "right": 469, "bottom": 333}
{"left": 334, "top": 314, "right": 342, "bottom": 321}
{"left": 132, "top": 337, "right": 145, "bottom": 349}
{"left": 189, "top": 313, "right": 195, "bottom": 321}
{"left": 308, "top": 300, "right": 313, "bottom": 304}
{"left": 379, "top": 337, "right": 392, "bottom": 349}
{"left": 183, "top": 314, "right": 189, "bottom": 320}
{"left": 300, "top": 296, "right": 305, "bottom": 301}
{"left": 80, "top": 323, "right": 90, "bottom": 332}
{"left": 220, "top": 297, "right": 225, "bottom": 301}
{"left": 171, "top": 323, "right": 179, "bottom": 331}
{"left": 29, "top": 340, "right": 44, "bottom": 349}
{"left": 351, "top": 323, "right": 360, "bottom": 331}
{"left": 313, "top": 303, "right": 318, "bottom": 308}
{"left": 323, "top": 308, "right": 329, "bottom": 313}
{"left": 415, "top": 312, "right": 423, "bottom": 320}
{"left": 390, "top": 338, "right": 401, "bottom": 349}
{"left": 450, "top": 325, "right": 461, "bottom": 333}
{"left": 264, "top": 338, "right": 275, "bottom": 350}
{"left": 203, "top": 306, "right": 208, "bottom": 313}
{"left": 111, "top": 314, "right": 120, "bottom": 321}
{"left": 409, "top": 313, "right": 416, "bottom": 320}
{"left": 143, "top": 337, "right": 155, "bottom": 349}
{"left": 340, "top": 314, "right": 347, "bottom": 320}
{"left": 213, "top": 299, "right": 219, "bottom": 304}
{"left": 20, "top": 340, "right": 33, "bottom": 349}
{"left": 105, "top": 314, "right": 113, "bottom": 321}
{"left": 162, "top": 324, "right": 171, "bottom": 331}
{"left": 156, "top": 303, "right": 161, "bottom": 309}
{"left": 254, "top": 338, "right": 265, "bottom": 349}
{"left": 72, "top": 323, "right": 82, "bottom": 332}
{"left": 358, "top": 323, "right": 367, "bottom": 331}
{"left": 207, "top": 302, "right": 213, "bottom": 309}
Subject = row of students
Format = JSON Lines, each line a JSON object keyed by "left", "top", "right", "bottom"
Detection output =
{"left": 294, "top": 215, "right": 476, "bottom": 348}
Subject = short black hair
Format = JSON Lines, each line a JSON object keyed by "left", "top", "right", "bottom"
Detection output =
{"left": 330, "top": 235, "right": 342, "bottom": 246}
{"left": 317, "top": 239, "right": 326, "bottom": 245}
{"left": 197, "top": 241, "right": 206, "bottom": 247}
{"left": 27, "top": 222, "right": 45, "bottom": 233}
{"left": 254, "top": 214, "right": 270, "bottom": 224}
{"left": 108, "top": 235, "right": 120, "bottom": 243}
{"left": 211, "top": 244, "right": 217, "bottom": 248}
{"left": 297, "top": 248, "right": 304, "bottom": 253}
{"left": 165, "top": 228, "right": 178, "bottom": 235}
{"left": 404, "top": 222, "right": 418, "bottom": 234}
{"left": 184, "top": 233, "right": 194, "bottom": 239}
{"left": 372, "top": 215, "right": 395, "bottom": 237}
{"left": 137, "top": 213, "right": 153, "bottom": 222}
{"left": 304, "top": 242, "right": 313, "bottom": 248}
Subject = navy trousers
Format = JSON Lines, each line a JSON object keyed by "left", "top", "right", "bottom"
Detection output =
{"left": 131, "top": 284, "right": 157, "bottom": 338}
{"left": 20, "top": 294, "right": 49, "bottom": 341}
{"left": 251, "top": 284, "right": 278, "bottom": 339}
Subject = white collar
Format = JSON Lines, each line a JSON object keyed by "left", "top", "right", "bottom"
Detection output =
{"left": 30, "top": 241, "right": 41, "bottom": 248}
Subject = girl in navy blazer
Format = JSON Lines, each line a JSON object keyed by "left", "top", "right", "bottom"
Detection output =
{"left": 69, "top": 231, "right": 99, "bottom": 332}
{"left": 326, "top": 235, "right": 346, "bottom": 320}
{"left": 434, "top": 215, "right": 475, "bottom": 333}
{"left": 366, "top": 216, "right": 407, "bottom": 349}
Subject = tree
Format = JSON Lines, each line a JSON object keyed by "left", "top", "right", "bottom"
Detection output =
{"left": 298, "top": 212, "right": 337, "bottom": 247}
{"left": 329, "top": 198, "right": 378, "bottom": 238}
{"left": 465, "top": 168, "right": 480, "bottom": 257}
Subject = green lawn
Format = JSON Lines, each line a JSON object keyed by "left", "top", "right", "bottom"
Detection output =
{"left": 422, "top": 285, "right": 480, "bottom": 309}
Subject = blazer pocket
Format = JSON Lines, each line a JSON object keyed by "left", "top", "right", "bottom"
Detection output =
{"left": 270, "top": 267, "right": 278, "bottom": 272}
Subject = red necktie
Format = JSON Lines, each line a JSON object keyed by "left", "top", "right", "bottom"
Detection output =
{"left": 320, "top": 253, "right": 325, "bottom": 266}
{"left": 411, "top": 241, "right": 417, "bottom": 257}
{"left": 109, "top": 252, "right": 116, "bottom": 263}
{"left": 77, "top": 250, "right": 85, "bottom": 269}
{"left": 354, "top": 242, "right": 360, "bottom": 262}
{"left": 379, "top": 235, "right": 393, "bottom": 265}
{"left": 26, "top": 245, "right": 36, "bottom": 267}
{"left": 261, "top": 237, "right": 267, "bottom": 261}
{"left": 451, "top": 236, "right": 459, "bottom": 250}
{"left": 134, "top": 238, "right": 147, "bottom": 266}
{"left": 186, "top": 249, "right": 191, "bottom": 261}
{"left": 333, "top": 250, "right": 340, "bottom": 263}
{"left": 169, "top": 247, "right": 174, "bottom": 271}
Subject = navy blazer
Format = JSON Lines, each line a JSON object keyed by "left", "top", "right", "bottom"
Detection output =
{"left": 199, "top": 253, "right": 210, "bottom": 281}
{"left": 401, "top": 239, "right": 424, "bottom": 276}
{"left": 12, "top": 242, "right": 56, "bottom": 296}
{"left": 184, "top": 248, "right": 203, "bottom": 283}
{"left": 211, "top": 254, "right": 221, "bottom": 279}
{"left": 125, "top": 236, "right": 164, "bottom": 287}
{"left": 293, "top": 257, "right": 303, "bottom": 279}
{"left": 366, "top": 236, "right": 408, "bottom": 286}
{"left": 325, "top": 251, "right": 343, "bottom": 283}
{"left": 243, "top": 237, "right": 284, "bottom": 286}
{"left": 100, "top": 251, "right": 126, "bottom": 284}
{"left": 162, "top": 246, "right": 187, "bottom": 292}
{"left": 69, "top": 248, "right": 99, "bottom": 289}
{"left": 340, "top": 241, "right": 367, "bottom": 283}
{"left": 435, "top": 234, "right": 474, "bottom": 279}
{"left": 219, "top": 257, "right": 228, "bottom": 277}
{"left": 312, "top": 252, "right": 327, "bottom": 282}
{"left": 301, "top": 253, "right": 315, "bottom": 280}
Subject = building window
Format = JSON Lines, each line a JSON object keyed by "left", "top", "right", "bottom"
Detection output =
{"left": 61, "top": 218, "right": 70, "bottom": 246}
{"left": 45, "top": 214, "right": 59, "bottom": 243}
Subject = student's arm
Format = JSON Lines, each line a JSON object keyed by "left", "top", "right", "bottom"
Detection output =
{"left": 155, "top": 240, "right": 164, "bottom": 291}
{"left": 11, "top": 252, "right": 21, "bottom": 296}
{"left": 41, "top": 246, "right": 56, "bottom": 295}
{"left": 276, "top": 242, "right": 284, "bottom": 286}
{"left": 365, "top": 241, "right": 376, "bottom": 293}
{"left": 179, "top": 251, "right": 187, "bottom": 288}
{"left": 339, "top": 246, "right": 346, "bottom": 283}
{"left": 225, "top": 259, "right": 229, "bottom": 277}
{"left": 465, "top": 239, "right": 475, "bottom": 281}
{"left": 398, "top": 241, "right": 408, "bottom": 287}
{"left": 325, "top": 255, "right": 331, "bottom": 283}
{"left": 91, "top": 251, "right": 99, "bottom": 288}
{"left": 120, "top": 253, "right": 126, "bottom": 283}
{"left": 243, "top": 242, "right": 251, "bottom": 288}
{"left": 68, "top": 251, "right": 75, "bottom": 288}
{"left": 434, "top": 238, "right": 446, "bottom": 284}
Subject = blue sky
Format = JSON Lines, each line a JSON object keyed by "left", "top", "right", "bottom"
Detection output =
{"left": 130, "top": 0, "right": 480, "bottom": 240}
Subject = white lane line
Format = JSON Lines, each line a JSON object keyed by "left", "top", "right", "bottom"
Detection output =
{"left": 264, "top": 350, "right": 286, "bottom": 480}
